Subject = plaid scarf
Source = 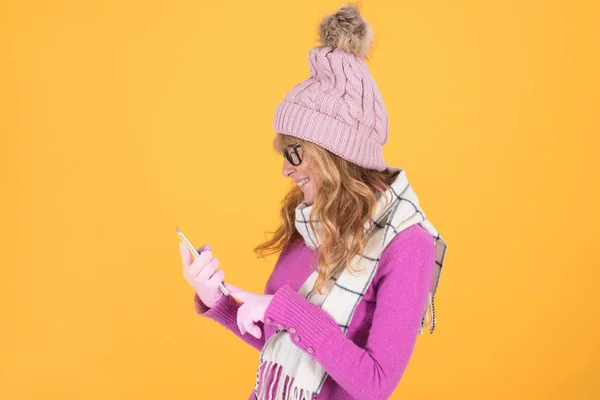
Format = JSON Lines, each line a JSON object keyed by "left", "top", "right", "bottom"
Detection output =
{"left": 253, "top": 166, "right": 447, "bottom": 400}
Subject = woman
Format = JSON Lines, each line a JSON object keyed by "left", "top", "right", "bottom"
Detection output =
{"left": 179, "top": 4, "right": 447, "bottom": 399}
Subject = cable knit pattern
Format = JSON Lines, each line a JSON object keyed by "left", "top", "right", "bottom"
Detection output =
{"left": 194, "top": 224, "right": 436, "bottom": 399}
{"left": 273, "top": 46, "right": 389, "bottom": 171}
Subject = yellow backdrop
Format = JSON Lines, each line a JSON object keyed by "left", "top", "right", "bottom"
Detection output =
{"left": 1, "top": 1, "right": 598, "bottom": 399}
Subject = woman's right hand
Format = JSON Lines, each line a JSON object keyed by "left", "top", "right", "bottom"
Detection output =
{"left": 179, "top": 241, "right": 224, "bottom": 308}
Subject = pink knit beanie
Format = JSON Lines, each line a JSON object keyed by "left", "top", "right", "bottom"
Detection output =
{"left": 273, "top": 3, "right": 388, "bottom": 171}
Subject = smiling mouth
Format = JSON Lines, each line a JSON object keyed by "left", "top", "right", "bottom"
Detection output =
{"left": 297, "top": 178, "right": 310, "bottom": 188}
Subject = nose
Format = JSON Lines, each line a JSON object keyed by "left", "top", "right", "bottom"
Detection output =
{"left": 282, "top": 157, "right": 295, "bottom": 177}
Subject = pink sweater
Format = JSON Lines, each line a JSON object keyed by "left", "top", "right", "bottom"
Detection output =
{"left": 194, "top": 224, "right": 436, "bottom": 400}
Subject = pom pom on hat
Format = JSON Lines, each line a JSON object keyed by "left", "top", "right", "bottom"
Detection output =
{"left": 318, "top": 3, "right": 374, "bottom": 59}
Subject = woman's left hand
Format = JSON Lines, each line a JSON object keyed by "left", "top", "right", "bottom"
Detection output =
{"left": 223, "top": 282, "right": 274, "bottom": 339}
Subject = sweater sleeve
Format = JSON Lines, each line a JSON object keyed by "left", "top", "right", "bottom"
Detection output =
{"left": 262, "top": 234, "right": 436, "bottom": 400}
{"left": 194, "top": 291, "right": 266, "bottom": 351}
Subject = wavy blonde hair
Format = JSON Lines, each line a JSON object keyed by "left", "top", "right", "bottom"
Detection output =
{"left": 254, "top": 133, "right": 400, "bottom": 295}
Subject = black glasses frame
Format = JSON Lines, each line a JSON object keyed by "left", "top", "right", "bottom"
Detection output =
{"left": 283, "top": 143, "right": 303, "bottom": 166}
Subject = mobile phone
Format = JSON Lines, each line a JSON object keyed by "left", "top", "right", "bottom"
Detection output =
{"left": 176, "top": 225, "right": 230, "bottom": 296}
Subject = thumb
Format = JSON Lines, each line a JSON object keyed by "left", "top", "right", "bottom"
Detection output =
{"left": 179, "top": 241, "right": 192, "bottom": 267}
{"left": 247, "top": 324, "right": 262, "bottom": 339}
{"left": 223, "top": 282, "right": 252, "bottom": 302}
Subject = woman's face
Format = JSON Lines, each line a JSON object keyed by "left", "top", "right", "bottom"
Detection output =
{"left": 282, "top": 143, "right": 317, "bottom": 205}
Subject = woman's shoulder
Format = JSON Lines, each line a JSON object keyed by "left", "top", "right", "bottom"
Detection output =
{"left": 388, "top": 223, "right": 434, "bottom": 249}
{"left": 376, "top": 224, "right": 436, "bottom": 277}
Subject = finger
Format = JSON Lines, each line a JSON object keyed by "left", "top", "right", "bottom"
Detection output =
{"left": 197, "top": 257, "right": 220, "bottom": 280}
{"left": 243, "top": 317, "right": 261, "bottom": 339}
{"left": 188, "top": 250, "right": 213, "bottom": 277}
{"left": 245, "top": 323, "right": 262, "bottom": 339}
{"left": 223, "top": 282, "right": 250, "bottom": 302}
{"left": 196, "top": 243, "right": 212, "bottom": 253}
{"left": 207, "top": 268, "right": 225, "bottom": 288}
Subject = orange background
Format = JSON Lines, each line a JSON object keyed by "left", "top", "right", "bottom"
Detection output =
{"left": 1, "top": 1, "right": 599, "bottom": 399}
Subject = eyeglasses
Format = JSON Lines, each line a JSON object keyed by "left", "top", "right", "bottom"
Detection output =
{"left": 283, "top": 143, "right": 303, "bottom": 166}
